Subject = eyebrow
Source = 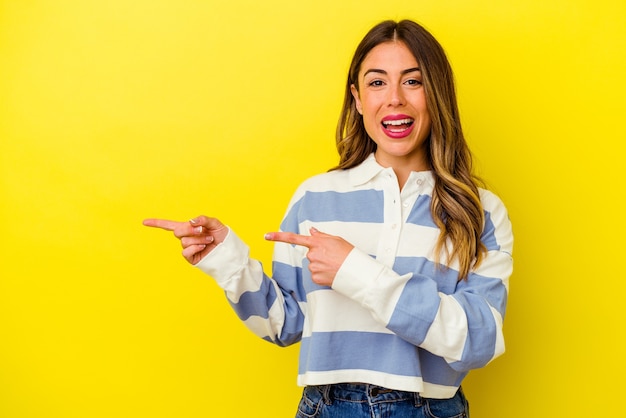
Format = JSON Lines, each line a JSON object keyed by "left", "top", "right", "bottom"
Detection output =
{"left": 363, "top": 67, "right": 421, "bottom": 77}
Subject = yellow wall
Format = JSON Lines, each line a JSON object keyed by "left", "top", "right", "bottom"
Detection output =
{"left": 1, "top": 0, "right": 624, "bottom": 416}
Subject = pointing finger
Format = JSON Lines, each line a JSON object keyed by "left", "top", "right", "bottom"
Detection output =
{"left": 265, "top": 231, "right": 312, "bottom": 248}
{"left": 143, "top": 218, "right": 183, "bottom": 231}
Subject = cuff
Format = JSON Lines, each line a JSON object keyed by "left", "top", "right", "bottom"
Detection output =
{"left": 194, "top": 227, "right": 249, "bottom": 286}
{"left": 332, "top": 247, "right": 386, "bottom": 306}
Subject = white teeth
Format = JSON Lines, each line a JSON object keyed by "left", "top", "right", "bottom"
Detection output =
{"left": 382, "top": 118, "right": 413, "bottom": 126}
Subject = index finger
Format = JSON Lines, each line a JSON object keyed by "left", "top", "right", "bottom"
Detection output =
{"left": 265, "top": 231, "right": 312, "bottom": 247}
{"left": 143, "top": 218, "right": 184, "bottom": 231}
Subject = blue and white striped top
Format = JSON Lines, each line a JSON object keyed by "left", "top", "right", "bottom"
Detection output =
{"left": 197, "top": 153, "right": 513, "bottom": 399}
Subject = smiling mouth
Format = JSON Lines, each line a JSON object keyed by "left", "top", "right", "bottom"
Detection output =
{"left": 382, "top": 118, "right": 414, "bottom": 132}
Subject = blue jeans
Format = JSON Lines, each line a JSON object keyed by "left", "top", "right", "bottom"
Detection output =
{"left": 295, "top": 383, "right": 469, "bottom": 418}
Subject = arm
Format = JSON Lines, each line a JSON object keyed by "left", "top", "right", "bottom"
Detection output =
{"left": 194, "top": 228, "right": 305, "bottom": 347}
{"left": 143, "top": 216, "right": 306, "bottom": 347}
{"left": 266, "top": 191, "right": 513, "bottom": 371}
{"left": 331, "top": 193, "right": 513, "bottom": 372}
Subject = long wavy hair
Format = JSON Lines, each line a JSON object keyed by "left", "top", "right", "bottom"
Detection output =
{"left": 334, "top": 19, "right": 486, "bottom": 280}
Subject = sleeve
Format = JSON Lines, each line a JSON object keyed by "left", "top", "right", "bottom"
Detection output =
{"left": 331, "top": 191, "right": 513, "bottom": 372}
{"left": 194, "top": 224, "right": 306, "bottom": 347}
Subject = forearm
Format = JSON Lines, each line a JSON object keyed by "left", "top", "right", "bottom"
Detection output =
{"left": 195, "top": 229, "right": 303, "bottom": 346}
{"left": 332, "top": 247, "right": 510, "bottom": 371}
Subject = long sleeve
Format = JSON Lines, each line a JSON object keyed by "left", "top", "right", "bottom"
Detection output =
{"left": 331, "top": 189, "right": 513, "bottom": 372}
{"left": 192, "top": 156, "right": 514, "bottom": 397}
{"left": 195, "top": 228, "right": 305, "bottom": 347}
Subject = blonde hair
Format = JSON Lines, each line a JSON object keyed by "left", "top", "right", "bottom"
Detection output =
{"left": 334, "top": 20, "right": 486, "bottom": 280}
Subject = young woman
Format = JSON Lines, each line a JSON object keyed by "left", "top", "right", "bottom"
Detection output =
{"left": 144, "top": 19, "right": 513, "bottom": 418}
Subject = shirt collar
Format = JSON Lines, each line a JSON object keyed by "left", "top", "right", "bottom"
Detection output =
{"left": 348, "top": 153, "right": 435, "bottom": 189}
{"left": 348, "top": 153, "right": 385, "bottom": 186}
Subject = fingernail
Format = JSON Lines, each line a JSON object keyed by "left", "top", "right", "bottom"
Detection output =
{"left": 206, "top": 235, "right": 214, "bottom": 243}
{"left": 264, "top": 233, "right": 272, "bottom": 240}
{"left": 195, "top": 226, "right": 203, "bottom": 233}
{"left": 189, "top": 218, "right": 197, "bottom": 224}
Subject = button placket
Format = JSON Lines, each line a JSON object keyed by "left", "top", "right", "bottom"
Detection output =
{"left": 376, "top": 171, "right": 403, "bottom": 266}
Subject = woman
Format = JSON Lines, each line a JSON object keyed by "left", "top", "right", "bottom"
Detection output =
{"left": 144, "top": 19, "right": 513, "bottom": 418}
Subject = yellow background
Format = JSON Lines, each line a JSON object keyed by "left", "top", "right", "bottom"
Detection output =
{"left": 1, "top": 0, "right": 624, "bottom": 416}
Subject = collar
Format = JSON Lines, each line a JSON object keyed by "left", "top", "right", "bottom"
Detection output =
{"left": 348, "top": 153, "right": 435, "bottom": 189}
{"left": 348, "top": 153, "right": 386, "bottom": 186}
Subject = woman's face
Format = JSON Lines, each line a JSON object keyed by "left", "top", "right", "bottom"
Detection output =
{"left": 351, "top": 41, "right": 431, "bottom": 171}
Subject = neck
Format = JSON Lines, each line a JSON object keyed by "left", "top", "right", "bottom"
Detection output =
{"left": 394, "top": 168, "right": 412, "bottom": 190}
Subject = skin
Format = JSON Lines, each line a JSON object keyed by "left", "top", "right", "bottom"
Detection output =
{"left": 142, "top": 216, "right": 228, "bottom": 265}
{"left": 264, "top": 228, "right": 353, "bottom": 287}
{"left": 143, "top": 215, "right": 353, "bottom": 287}
{"left": 144, "top": 40, "right": 430, "bottom": 286}
{"left": 351, "top": 40, "right": 432, "bottom": 189}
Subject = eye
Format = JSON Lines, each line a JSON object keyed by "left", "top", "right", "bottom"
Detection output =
{"left": 368, "top": 79, "right": 385, "bottom": 87}
{"left": 404, "top": 78, "right": 422, "bottom": 86}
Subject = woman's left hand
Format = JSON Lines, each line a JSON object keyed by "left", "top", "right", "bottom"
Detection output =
{"left": 265, "top": 227, "right": 354, "bottom": 286}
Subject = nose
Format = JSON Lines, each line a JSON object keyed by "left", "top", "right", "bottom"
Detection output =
{"left": 388, "top": 83, "right": 405, "bottom": 107}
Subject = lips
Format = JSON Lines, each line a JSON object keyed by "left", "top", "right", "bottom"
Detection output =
{"left": 381, "top": 115, "right": 415, "bottom": 138}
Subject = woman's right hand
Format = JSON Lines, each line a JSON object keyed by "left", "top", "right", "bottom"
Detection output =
{"left": 142, "top": 215, "right": 229, "bottom": 265}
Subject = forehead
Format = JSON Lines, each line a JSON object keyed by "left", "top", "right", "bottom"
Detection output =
{"left": 359, "top": 41, "right": 419, "bottom": 75}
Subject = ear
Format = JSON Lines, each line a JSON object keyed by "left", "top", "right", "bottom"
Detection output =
{"left": 350, "top": 84, "right": 363, "bottom": 115}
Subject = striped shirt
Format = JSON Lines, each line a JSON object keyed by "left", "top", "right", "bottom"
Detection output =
{"left": 196, "top": 153, "right": 513, "bottom": 399}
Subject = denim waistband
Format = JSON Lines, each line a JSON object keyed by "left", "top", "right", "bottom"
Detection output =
{"left": 315, "top": 383, "right": 423, "bottom": 406}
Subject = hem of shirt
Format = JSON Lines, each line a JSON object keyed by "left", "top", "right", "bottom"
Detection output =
{"left": 297, "top": 370, "right": 459, "bottom": 399}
